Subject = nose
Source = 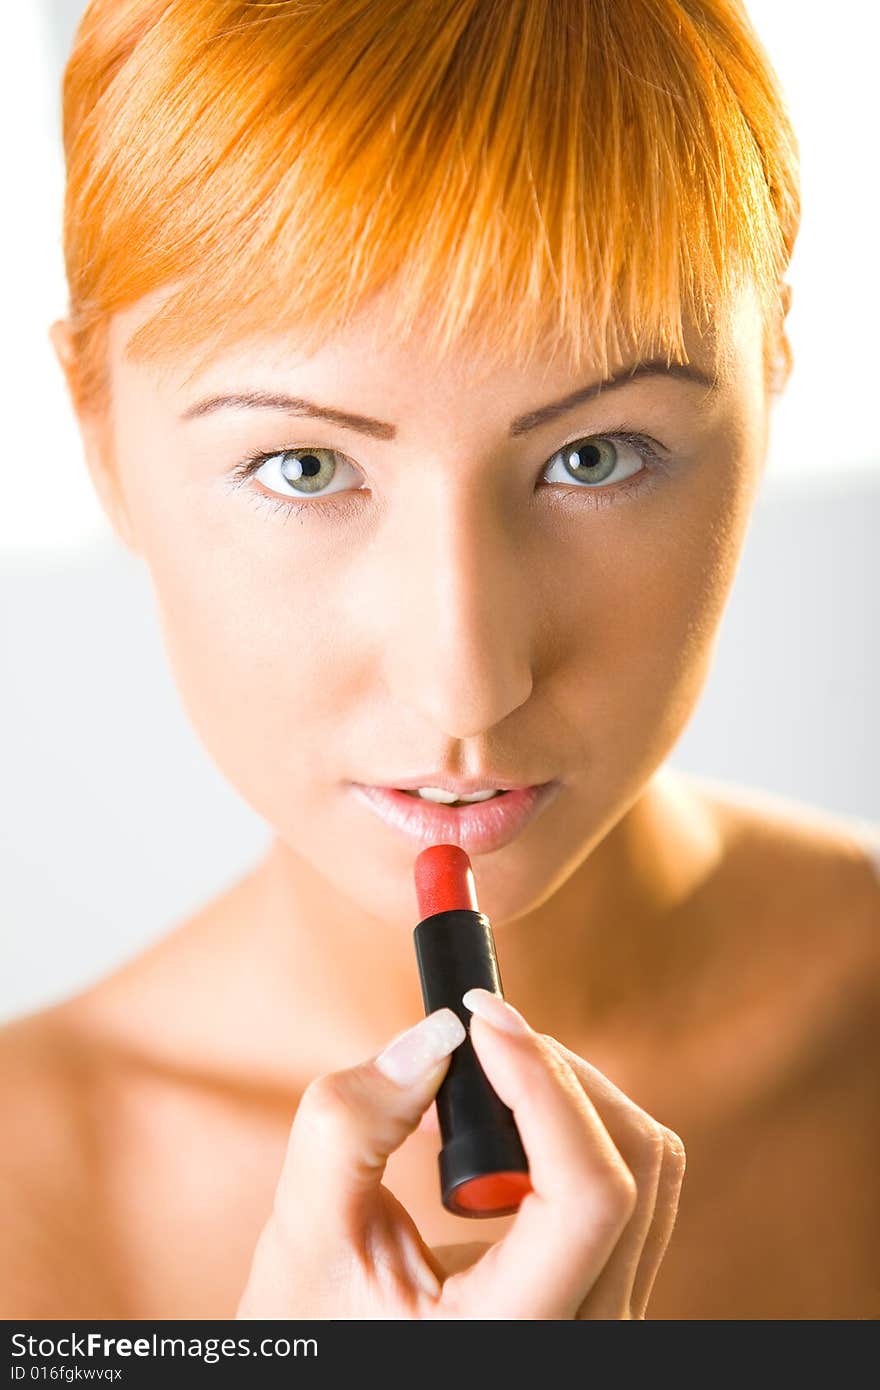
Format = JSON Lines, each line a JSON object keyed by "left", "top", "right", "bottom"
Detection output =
{"left": 376, "top": 477, "right": 535, "bottom": 739}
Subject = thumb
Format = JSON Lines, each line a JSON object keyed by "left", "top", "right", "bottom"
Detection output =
{"left": 275, "top": 1008, "right": 466, "bottom": 1230}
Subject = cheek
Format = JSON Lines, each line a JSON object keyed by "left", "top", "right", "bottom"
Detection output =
{"left": 134, "top": 488, "right": 358, "bottom": 812}
{"left": 556, "top": 450, "right": 756, "bottom": 763}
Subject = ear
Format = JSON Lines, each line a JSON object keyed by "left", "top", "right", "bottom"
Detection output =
{"left": 767, "top": 281, "right": 794, "bottom": 396}
{"left": 49, "top": 319, "right": 140, "bottom": 555}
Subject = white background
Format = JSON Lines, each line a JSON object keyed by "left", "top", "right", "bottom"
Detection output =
{"left": 1, "top": 1, "right": 877, "bottom": 1022}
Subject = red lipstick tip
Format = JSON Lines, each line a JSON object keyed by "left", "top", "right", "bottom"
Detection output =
{"left": 413, "top": 844, "right": 480, "bottom": 919}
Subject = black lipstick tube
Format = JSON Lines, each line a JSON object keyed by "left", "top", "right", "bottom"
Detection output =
{"left": 413, "top": 907, "right": 530, "bottom": 1217}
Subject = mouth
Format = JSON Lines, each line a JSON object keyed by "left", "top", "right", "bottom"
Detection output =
{"left": 348, "top": 781, "right": 562, "bottom": 854}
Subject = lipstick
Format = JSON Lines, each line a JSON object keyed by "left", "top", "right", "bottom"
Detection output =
{"left": 412, "top": 844, "right": 532, "bottom": 1217}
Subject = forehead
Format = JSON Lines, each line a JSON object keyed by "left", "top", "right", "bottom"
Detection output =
{"left": 109, "top": 277, "right": 764, "bottom": 404}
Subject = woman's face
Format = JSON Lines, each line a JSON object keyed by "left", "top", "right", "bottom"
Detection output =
{"left": 72, "top": 286, "right": 770, "bottom": 927}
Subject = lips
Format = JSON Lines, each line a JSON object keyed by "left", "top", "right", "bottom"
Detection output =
{"left": 348, "top": 781, "right": 561, "bottom": 854}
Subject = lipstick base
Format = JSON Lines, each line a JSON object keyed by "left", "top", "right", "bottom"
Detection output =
{"left": 445, "top": 1170, "right": 533, "bottom": 1218}
{"left": 440, "top": 1124, "right": 531, "bottom": 1218}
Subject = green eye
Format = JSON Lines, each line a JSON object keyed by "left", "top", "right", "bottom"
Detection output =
{"left": 239, "top": 445, "right": 363, "bottom": 501}
{"left": 276, "top": 447, "right": 338, "bottom": 493}
{"left": 544, "top": 434, "right": 649, "bottom": 489}
{"left": 560, "top": 438, "right": 618, "bottom": 484}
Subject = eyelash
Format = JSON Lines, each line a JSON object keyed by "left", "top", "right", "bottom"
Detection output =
{"left": 225, "top": 429, "right": 671, "bottom": 521}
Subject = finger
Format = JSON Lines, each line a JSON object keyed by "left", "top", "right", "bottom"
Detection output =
{"left": 274, "top": 1008, "right": 465, "bottom": 1237}
{"left": 416, "top": 1101, "right": 440, "bottom": 1136}
{"left": 574, "top": 1133, "right": 664, "bottom": 1318}
{"left": 628, "top": 1133, "right": 686, "bottom": 1316}
{"left": 446, "top": 992, "right": 637, "bottom": 1320}
{"left": 543, "top": 1038, "right": 686, "bottom": 1318}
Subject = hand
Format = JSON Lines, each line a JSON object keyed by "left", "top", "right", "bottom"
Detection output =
{"left": 236, "top": 990, "right": 685, "bottom": 1319}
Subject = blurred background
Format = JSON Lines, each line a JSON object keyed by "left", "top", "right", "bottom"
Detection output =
{"left": 1, "top": 1, "right": 877, "bottom": 1023}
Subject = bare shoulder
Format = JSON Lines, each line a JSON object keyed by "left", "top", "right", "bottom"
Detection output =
{"left": 675, "top": 769, "right": 880, "bottom": 1000}
{"left": 685, "top": 771, "right": 879, "bottom": 914}
{"left": 0, "top": 1002, "right": 122, "bottom": 1317}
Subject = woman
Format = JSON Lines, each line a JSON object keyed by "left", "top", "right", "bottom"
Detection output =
{"left": 3, "top": 0, "right": 878, "bottom": 1319}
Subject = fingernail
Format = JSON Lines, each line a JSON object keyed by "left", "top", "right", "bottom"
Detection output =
{"left": 462, "top": 988, "right": 531, "bottom": 1036}
{"left": 375, "top": 1008, "right": 466, "bottom": 1087}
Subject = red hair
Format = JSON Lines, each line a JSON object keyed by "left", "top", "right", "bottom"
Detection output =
{"left": 57, "top": 0, "right": 799, "bottom": 414}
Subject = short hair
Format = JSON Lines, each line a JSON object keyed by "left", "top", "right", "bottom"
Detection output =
{"left": 58, "top": 0, "right": 799, "bottom": 414}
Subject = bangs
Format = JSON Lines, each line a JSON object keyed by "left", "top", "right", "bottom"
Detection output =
{"left": 61, "top": 0, "right": 799, "bottom": 403}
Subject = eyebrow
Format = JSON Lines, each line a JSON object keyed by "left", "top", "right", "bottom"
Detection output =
{"left": 179, "top": 358, "right": 718, "bottom": 440}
